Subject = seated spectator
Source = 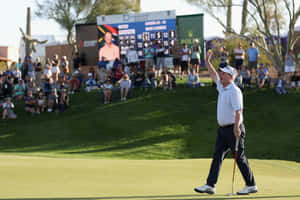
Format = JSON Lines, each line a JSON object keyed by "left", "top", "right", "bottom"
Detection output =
{"left": 119, "top": 74, "right": 131, "bottom": 101}
{"left": 12, "top": 67, "right": 22, "bottom": 82}
{"left": 146, "top": 67, "right": 157, "bottom": 88}
{"left": 274, "top": 73, "right": 287, "bottom": 95}
{"left": 101, "top": 79, "right": 113, "bottom": 104}
{"left": 240, "top": 65, "right": 251, "bottom": 87}
{"left": 186, "top": 69, "right": 203, "bottom": 88}
{"left": 2, "top": 97, "right": 17, "bottom": 120}
{"left": 26, "top": 78, "right": 37, "bottom": 95}
{"left": 134, "top": 70, "right": 146, "bottom": 88}
{"left": 234, "top": 70, "right": 244, "bottom": 90}
{"left": 168, "top": 71, "right": 176, "bottom": 89}
{"left": 2, "top": 75, "right": 13, "bottom": 97}
{"left": 290, "top": 71, "right": 300, "bottom": 88}
{"left": 68, "top": 70, "right": 81, "bottom": 94}
{"left": 24, "top": 91, "right": 36, "bottom": 114}
{"left": 58, "top": 89, "right": 70, "bottom": 112}
{"left": 13, "top": 79, "right": 26, "bottom": 101}
{"left": 256, "top": 63, "right": 270, "bottom": 88}
{"left": 124, "top": 64, "right": 130, "bottom": 75}
{"left": 85, "top": 73, "right": 98, "bottom": 92}
{"left": 36, "top": 91, "right": 47, "bottom": 114}
{"left": 115, "top": 64, "right": 124, "bottom": 83}
{"left": 48, "top": 89, "right": 58, "bottom": 112}
{"left": 42, "top": 78, "right": 54, "bottom": 96}
{"left": 98, "top": 67, "right": 107, "bottom": 86}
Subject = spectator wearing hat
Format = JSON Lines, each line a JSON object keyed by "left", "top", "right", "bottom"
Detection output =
{"left": 85, "top": 73, "right": 97, "bottom": 92}
{"left": 2, "top": 97, "right": 17, "bottom": 120}
{"left": 187, "top": 69, "right": 203, "bottom": 88}
{"left": 13, "top": 79, "right": 26, "bottom": 101}
{"left": 119, "top": 74, "right": 131, "bottom": 101}
{"left": 101, "top": 79, "right": 113, "bottom": 104}
{"left": 247, "top": 42, "right": 259, "bottom": 72}
{"left": 190, "top": 39, "right": 201, "bottom": 73}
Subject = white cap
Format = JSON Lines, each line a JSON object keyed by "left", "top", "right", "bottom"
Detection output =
{"left": 62, "top": 56, "right": 67, "bottom": 59}
{"left": 88, "top": 73, "right": 92, "bottom": 76}
{"left": 194, "top": 39, "right": 198, "bottom": 43}
{"left": 219, "top": 65, "right": 237, "bottom": 78}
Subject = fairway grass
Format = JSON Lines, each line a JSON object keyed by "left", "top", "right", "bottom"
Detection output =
{"left": 0, "top": 155, "right": 299, "bottom": 200}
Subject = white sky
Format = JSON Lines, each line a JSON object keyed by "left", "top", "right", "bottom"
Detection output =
{"left": 0, "top": 0, "right": 299, "bottom": 48}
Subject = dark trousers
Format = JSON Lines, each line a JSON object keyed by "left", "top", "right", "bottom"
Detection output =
{"left": 206, "top": 124, "right": 256, "bottom": 187}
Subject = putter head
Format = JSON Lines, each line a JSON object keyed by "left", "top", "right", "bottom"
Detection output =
{"left": 227, "top": 193, "right": 234, "bottom": 196}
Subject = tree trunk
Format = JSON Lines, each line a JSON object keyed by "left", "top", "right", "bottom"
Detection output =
{"left": 226, "top": 0, "right": 232, "bottom": 33}
{"left": 26, "top": 7, "right": 31, "bottom": 57}
{"left": 240, "top": 0, "right": 248, "bottom": 34}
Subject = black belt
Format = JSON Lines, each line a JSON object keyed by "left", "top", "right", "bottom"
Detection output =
{"left": 219, "top": 124, "right": 234, "bottom": 128}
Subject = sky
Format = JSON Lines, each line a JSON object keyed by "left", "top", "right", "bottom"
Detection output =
{"left": 0, "top": 0, "right": 299, "bottom": 48}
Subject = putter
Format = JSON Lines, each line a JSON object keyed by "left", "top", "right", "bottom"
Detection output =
{"left": 227, "top": 137, "right": 240, "bottom": 196}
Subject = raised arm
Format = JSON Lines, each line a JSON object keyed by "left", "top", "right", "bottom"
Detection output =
{"left": 206, "top": 51, "right": 219, "bottom": 84}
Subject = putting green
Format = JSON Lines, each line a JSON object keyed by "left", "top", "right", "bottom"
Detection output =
{"left": 0, "top": 155, "right": 299, "bottom": 200}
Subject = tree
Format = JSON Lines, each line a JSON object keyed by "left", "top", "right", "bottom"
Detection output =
{"left": 187, "top": 0, "right": 300, "bottom": 72}
{"left": 85, "top": 0, "right": 140, "bottom": 23}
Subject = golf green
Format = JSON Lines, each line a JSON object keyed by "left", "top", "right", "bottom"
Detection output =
{"left": 0, "top": 155, "right": 299, "bottom": 200}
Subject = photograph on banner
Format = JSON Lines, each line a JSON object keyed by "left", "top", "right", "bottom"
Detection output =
{"left": 97, "top": 25, "right": 120, "bottom": 62}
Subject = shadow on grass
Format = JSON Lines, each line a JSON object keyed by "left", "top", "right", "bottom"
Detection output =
{"left": 0, "top": 194, "right": 300, "bottom": 200}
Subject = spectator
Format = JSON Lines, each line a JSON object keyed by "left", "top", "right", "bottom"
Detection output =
{"left": 134, "top": 70, "right": 146, "bottom": 88}
{"left": 58, "top": 89, "right": 70, "bottom": 112}
{"left": 85, "top": 73, "right": 97, "bottom": 92}
{"left": 98, "top": 67, "right": 107, "bottom": 86}
{"left": 2, "top": 75, "right": 13, "bottom": 97}
{"left": 274, "top": 73, "right": 287, "bottom": 95}
{"left": 256, "top": 63, "right": 270, "bottom": 88}
{"left": 52, "top": 54, "right": 60, "bottom": 85}
{"left": 285, "top": 49, "right": 295, "bottom": 74}
{"left": 146, "top": 66, "right": 157, "bottom": 88}
{"left": 2, "top": 97, "right": 17, "bottom": 120}
{"left": 27, "top": 57, "right": 35, "bottom": 81}
{"left": 114, "top": 64, "right": 124, "bottom": 83}
{"left": 240, "top": 65, "right": 251, "bottom": 87}
{"left": 43, "top": 58, "right": 52, "bottom": 80}
{"left": 290, "top": 71, "right": 300, "bottom": 88}
{"left": 156, "top": 43, "right": 165, "bottom": 76}
{"left": 180, "top": 43, "right": 190, "bottom": 79}
{"left": 126, "top": 46, "right": 139, "bottom": 69}
{"left": 119, "top": 74, "right": 131, "bottom": 101}
{"left": 36, "top": 91, "right": 47, "bottom": 114}
{"left": 12, "top": 67, "right": 22, "bottom": 84}
{"left": 13, "top": 79, "right": 26, "bottom": 101}
{"left": 73, "top": 52, "right": 80, "bottom": 72}
{"left": 124, "top": 64, "right": 130, "bottom": 76}
{"left": 60, "top": 56, "right": 70, "bottom": 82}
{"left": 234, "top": 42, "right": 245, "bottom": 70}
{"left": 171, "top": 40, "right": 181, "bottom": 76}
{"left": 48, "top": 89, "right": 58, "bottom": 112}
{"left": 26, "top": 78, "right": 37, "bottom": 95}
{"left": 15, "top": 58, "right": 23, "bottom": 73}
{"left": 234, "top": 70, "right": 244, "bottom": 90}
{"left": 144, "top": 45, "right": 155, "bottom": 70}
{"left": 219, "top": 46, "right": 229, "bottom": 68}
{"left": 101, "top": 79, "right": 113, "bottom": 104}
{"left": 42, "top": 78, "right": 54, "bottom": 96}
{"left": 186, "top": 69, "right": 203, "bottom": 88}
{"left": 247, "top": 42, "right": 259, "bottom": 72}
{"left": 24, "top": 91, "right": 36, "bottom": 114}
{"left": 190, "top": 39, "right": 201, "bottom": 73}
{"left": 34, "top": 57, "right": 42, "bottom": 88}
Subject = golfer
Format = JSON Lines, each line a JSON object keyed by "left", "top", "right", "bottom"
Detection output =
{"left": 194, "top": 51, "right": 257, "bottom": 195}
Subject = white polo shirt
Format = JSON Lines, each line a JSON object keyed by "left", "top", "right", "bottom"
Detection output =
{"left": 216, "top": 79, "right": 243, "bottom": 126}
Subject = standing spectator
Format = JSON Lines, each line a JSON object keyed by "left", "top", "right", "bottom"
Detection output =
{"left": 73, "top": 52, "right": 81, "bottom": 72}
{"left": 43, "top": 58, "right": 52, "bottom": 80}
{"left": 126, "top": 46, "right": 139, "bottom": 70}
{"left": 34, "top": 57, "right": 42, "bottom": 88}
{"left": 247, "top": 42, "right": 259, "bottom": 72}
{"left": 52, "top": 54, "right": 60, "bottom": 86}
{"left": 234, "top": 42, "right": 245, "bottom": 70}
{"left": 285, "top": 49, "right": 295, "bottom": 74}
{"left": 219, "top": 46, "right": 229, "bottom": 68}
{"left": 190, "top": 39, "right": 201, "bottom": 73}
{"left": 156, "top": 43, "right": 165, "bottom": 76}
{"left": 120, "top": 74, "right": 131, "bottom": 101}
{"left": 85, "top": 73, "right": 97, "bottom": 92}
{"left": 186, "top": 69, "right": 203, "bottom": 88}
{"left": 101, "top": 79, "right": 113, "bottom": 104}
{"left": 2, "top": 97, "right": 17, "bottom": 120}
{"left": 171, "top": 40, "right": 181, "bottom": 76}
{"left": 274, "top": 73, "right": 287, "bottom": 95}
{"left": 24, "top": 91, "right": 36, "bottom": 114}
{"left": 13, "top": 79, "right": 26, "bottom": 101}
{"left": 180, "top": 43, "right": 190, "bottom": 79}
{"left": 27, "top": 57, "right": 35, "bottom": 81}
{"left": 15, "top": 58, "right": 23, "bottom": 73}
{"left": 2, "top": 75, "right": 13, "bottom": 97}
{"left": 42, "top": 78, "right": 54, "bottom": 97}
{"left": 144, "top": 45, "right": 155, "bottom": 70}
{"left": 60, "top": 56, "right": 70, "bottom": 81}
{"left": 36, "top": 91, "right": 47, "bottom": 114}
